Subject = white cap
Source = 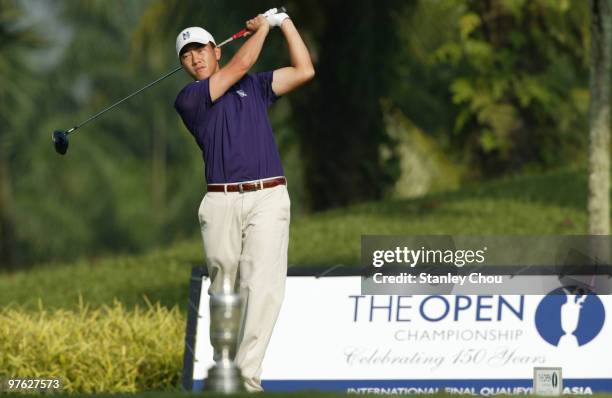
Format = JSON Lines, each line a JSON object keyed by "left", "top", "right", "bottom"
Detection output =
{"left": 176, "top": 27, "right": 216, "bottom": 56}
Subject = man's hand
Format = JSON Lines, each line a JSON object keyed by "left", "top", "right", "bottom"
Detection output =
{"left": 267, "top": 12, "right": 290, "bottom": 28}
{"left": 246, "top": 15, "right": 270, "bottom": 33}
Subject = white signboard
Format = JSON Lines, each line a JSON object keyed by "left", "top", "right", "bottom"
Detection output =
{"left": 192, "top": 276, "right": 611, "bottom": 394}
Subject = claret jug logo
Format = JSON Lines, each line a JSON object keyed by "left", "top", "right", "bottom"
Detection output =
{"left": 535, "top": 286, "right": 605, "bottom": 347}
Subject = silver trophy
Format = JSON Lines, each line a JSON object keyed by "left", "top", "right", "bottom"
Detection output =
{"left": 204, "top": 277, "right": 245, "bottom": 393}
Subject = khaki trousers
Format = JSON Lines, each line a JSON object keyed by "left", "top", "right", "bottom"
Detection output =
{"left": 198, "top": 183, "right": 290, "bottom": 392}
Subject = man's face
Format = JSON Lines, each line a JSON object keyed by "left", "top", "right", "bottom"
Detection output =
{"left": 180, "top": 42, "right": 221, "bottom": 80}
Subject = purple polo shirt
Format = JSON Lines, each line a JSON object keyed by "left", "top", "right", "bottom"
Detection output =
{"left": 174, "top": 71, "right": 284, "bottom": 184}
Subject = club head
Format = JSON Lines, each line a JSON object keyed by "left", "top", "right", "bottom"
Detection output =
{"left": 52, "top": 130, "right": 69, "bottom": 155}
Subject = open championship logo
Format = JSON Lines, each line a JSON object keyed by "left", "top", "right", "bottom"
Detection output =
{"left": 535, "top": 286, "right": 605, "bottom": 347}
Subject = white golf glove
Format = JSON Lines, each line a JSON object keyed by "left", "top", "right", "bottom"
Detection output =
{"left": 267, "top": 12, "right": 290, "bottom": 28}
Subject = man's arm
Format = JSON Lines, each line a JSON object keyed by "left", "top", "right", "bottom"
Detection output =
{"left": 209, "top": 15, "right": 270, "bottom": 102}
{"left": 271, "top": 19, "right": 315, "bottom": 96}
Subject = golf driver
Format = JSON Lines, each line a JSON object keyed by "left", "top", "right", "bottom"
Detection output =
{"left": 53, "top": 6, "right": 286, "bottom": 155}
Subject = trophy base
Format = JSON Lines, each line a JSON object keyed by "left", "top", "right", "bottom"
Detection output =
{"left": 203, "top": 363, "right": 246, "bottom": 393}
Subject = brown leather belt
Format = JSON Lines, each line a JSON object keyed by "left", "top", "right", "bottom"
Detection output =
{"left": 207, "top": 177, "right": 286, "bottom": 193}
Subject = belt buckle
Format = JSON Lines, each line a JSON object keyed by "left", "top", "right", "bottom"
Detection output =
{"left": 239, "top": 183, "right": 244, "bottom": 193}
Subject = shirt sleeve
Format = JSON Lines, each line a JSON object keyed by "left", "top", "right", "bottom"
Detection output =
{"left": 253, "top": 71, "right": 280, "bottom": 108}
{"left": 174, "top": 79, "right": 213, "bottom": 131}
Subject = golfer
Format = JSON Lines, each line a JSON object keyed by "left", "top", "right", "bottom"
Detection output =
{"left": 174, "top": 10, "right": 314, "bottom": 392}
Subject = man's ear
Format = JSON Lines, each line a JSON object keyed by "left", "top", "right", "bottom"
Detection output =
{"left": 214, "top": 46, "right": 221, "bottom": 61}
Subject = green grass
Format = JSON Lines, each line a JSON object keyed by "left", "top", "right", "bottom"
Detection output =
{"left": 0, "top": 167, "right": 601, "bottom": 311}
{"left": 0, "top": 303, "right": 183, "bottom": 393}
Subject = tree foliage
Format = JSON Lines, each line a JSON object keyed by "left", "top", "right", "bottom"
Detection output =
{"left": 286, "top": 0, "right": 404, "bottom": 210}
{"left": 426, "top": 0, "right": 590, "bottom": 176}
{"left": 3, "top": 1, "right": 204, "bottom": 266}
{"left": 0, "top": 0, "right": 45, "bottom": 266}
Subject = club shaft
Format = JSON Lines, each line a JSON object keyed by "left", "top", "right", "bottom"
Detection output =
{"left": 66, "top": 26, "right": 251, "bottom": 135}
{"left": 68, "top": 66, "right": 183, "bottom": 134}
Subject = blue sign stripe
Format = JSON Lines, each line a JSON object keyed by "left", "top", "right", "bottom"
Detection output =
{"left": 192, "top": 378, "right": 612, "bottom": 392}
